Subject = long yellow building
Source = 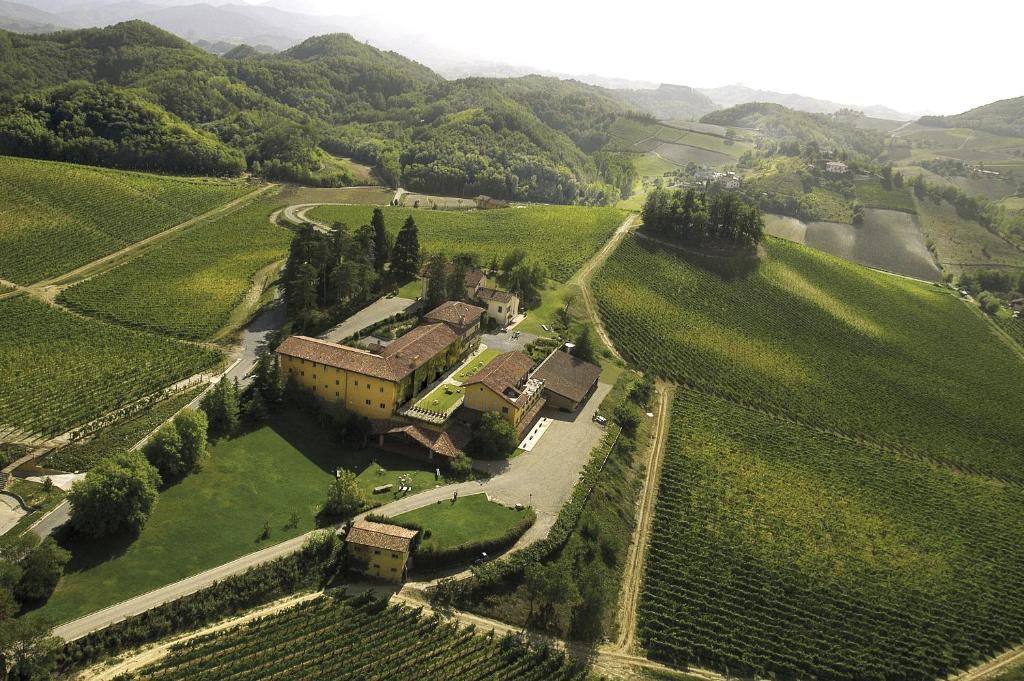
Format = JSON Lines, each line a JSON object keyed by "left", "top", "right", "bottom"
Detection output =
{"left": 276, "top": 301, "right": 484, "bottom": 420}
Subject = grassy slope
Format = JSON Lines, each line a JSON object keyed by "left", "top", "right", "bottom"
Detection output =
{"left": 853, "top": 178, "right": 916, "bottom": 212}
{"left": 0, "top": 296, "right": 221, "bottom": 436}
{"left": 394, "top": 494, "right": 532, "bottom": 550}
{"left": 640, "top": 390, "right": 1024, "bottom": 680}
{"left": 59, "top": 198, "right": 292, "bottom": 340}
{"left": 308, "top": 205, "right": 625, "bottom": 282}
{"left": 0, "top": 156, "right": 249, "bottom": 285}
{"left": 913, "top": 196, "right": 1024, "bottom": 273}
{"left": 36, "top": 409, "right": 450, "bottom": 624}
{"left": 592, "top": 236, "right": 1024, "bottom": 482}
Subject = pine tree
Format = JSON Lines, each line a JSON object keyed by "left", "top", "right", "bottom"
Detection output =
{"left": 424, "top": 253, "right": 449, "bottom": 309}
{"left": 390, "top": 216, "right": 421, "bottom": 281}
{"left": 573, "top": 326, "right": 597, "bottom": 363}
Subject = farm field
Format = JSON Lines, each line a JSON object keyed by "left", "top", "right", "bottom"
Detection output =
{"left": 639, "top": 390, "right": 1024, "bottom": 681}
{"left": 0, "top": 296, "right": 221, "bottom": 437}
{"left": 140, "top": 593, "right": 587, "bottom": 681}
{"left": 36, "top": 409, "right": 449, "bottom": 624}
{"left": 393, "top": 494, "right": 534, "bottom": 551}
{"left": 401, "top": 193, "right": 478, "bottom": 209}
{"left": 651, "top": 142, "right": 733, "bottom": 168}
{"left": 41, "top": 386, "right": 206, "bottom": 472}
{"left": 764, "top": 210, "right": 942, "bottom": 281}
{"left": 913, "top": 196, "right": 1024, "bottom": 274}
{"left": 59, "top": 198, "right": 293, "bottom": 340}
{"left": 592, "top": 236, "right": 1024, "bottom": 481}
{"left": 606, "top": 117, "right": 688, "bottom": 151}
{"left": 276, "top": 185, "right": 395, "bottom": 206}
{"left": 0, "top": 156, "right": 250, "bottom": 285}
{"left": 853, "top": 178, "right": 916, "bottom": 212}
{"left": 308, "top": 205, "right": 625, "bottom": 281}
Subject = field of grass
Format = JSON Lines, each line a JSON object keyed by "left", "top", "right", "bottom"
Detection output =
{"left": 853, "top": 178, "right": 917, "bottom": 212}
{"left": 592, "top": 236, "right": 1024, "bottom": 482}
{"left": 913, "top": 196, "right": 1024, "bottom": 273}
{"left": 276, "top": 185, "right": 394, "bottom": 206}
{"left": 309, "top": 205, "right": 625, "bottom": 282}
{"left": 0, "top": 156, "right": 250, "bottom": 286}
{"left": 394, "top": 494, "right": 532, "bottom": 551}
{"left": 59, "top": 198, "right": 293, "bottom": 340}
{"left": 139, "top": 594, "right": 587, "bottom": 681}
{"left": 41, "top": 387, "right": 206, "bottom": 472}
{"left": 639, "top": 390, "right": 1024, "bottom": 681}
{"left": 515, "top": 281, "right": 579, "bottom": 336}
{"left": 35, "top": 409, "right": 450, "bottom": 624}
{"left": 0, "top": 296, "right": 221, "bottom": 436}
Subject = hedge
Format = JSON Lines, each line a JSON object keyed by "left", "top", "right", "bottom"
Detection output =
{"left": 54, "top": 530, "right": 341, "bottom": 675}
{"left": 414, "top": 513, "right": 536, "bottom": 571}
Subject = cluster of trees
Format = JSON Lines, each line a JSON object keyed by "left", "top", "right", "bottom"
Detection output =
{"left": 145, "top": 410, "right": 209, "bottom": 481}
{"left": 909, "top": 175, "right": 1015, "bottom": 236}
{"left": 0, "top": 23, "right": 638, "bottom": 203}
{"left": 642, "top": 187, "right": 765, "bottom": 249}
{"left": 468, "top": 413, "right": 519, "bottom": 459}
{"left": 0, "top": 82, "right": 245, "bottom": 175}
{"left": 959, "top": 269, "right": 1024, "bottom": 314}
{"left": 281, "top": 210, "right": 418, "bottom": 331}
{"left": 67, "top": 450, "right": 161, "bottom": 538}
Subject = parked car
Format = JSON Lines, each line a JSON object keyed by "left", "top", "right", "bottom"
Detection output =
{"left": 593, "top": 414, "right": 607, "bottom": 425}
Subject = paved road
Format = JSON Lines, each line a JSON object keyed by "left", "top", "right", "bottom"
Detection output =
{"left": 50, "top": 382, "right": 611, "bottom": 642}
{"left": 480, "top": 330, "right": 538, "bottom": 353}
{"left": 319, "top": 296, "right": 418, "bottom": 344}
{"left": 225, "top": 298, "right": 286, "bottom": 386}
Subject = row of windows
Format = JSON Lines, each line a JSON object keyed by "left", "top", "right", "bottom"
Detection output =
{"left": 372, "top": 549, "right": 401, "bottom": 559}
{"left": 292, "top": 359, "right": 387, "bottom": 392}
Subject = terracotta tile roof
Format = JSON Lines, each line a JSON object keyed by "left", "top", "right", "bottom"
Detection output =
{"left": 464, "top": 268, "right": 487, "bottom": 288}
{"left": 424, "top": 301, "right": 485, "bottom": 329}
{"left": 533, "top": 350, "right": 601, "bottom": 404}
{"left": 464, "top": 351, "right": 535, "bottom": 405}
{"left": 346, "top": 519, "right": 418, "bottom": 552}
{"left": 373, "top": 420, "right": 466, "bottom": 459}
{"left": 277, "top": 325, "right": 459, "bottom": 382}
{"left": 276, "top": 335, "right": 400, "bottom": 381}
{"left": 476, "top": 287, "right": 515, "bottom": 304}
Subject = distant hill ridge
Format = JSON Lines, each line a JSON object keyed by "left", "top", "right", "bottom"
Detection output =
{"left": 919, "top": 96, "right": 1024, "bottom": 137}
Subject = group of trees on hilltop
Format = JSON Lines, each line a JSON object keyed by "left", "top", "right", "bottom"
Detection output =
{"left": 0, "top": 23, "right": 638, "bottom": 204}
{"left": 280, "top": 209, "right": 422, "bottom": 332}
{"left": 642, "top": 187, "right": 765, "bottom": 249}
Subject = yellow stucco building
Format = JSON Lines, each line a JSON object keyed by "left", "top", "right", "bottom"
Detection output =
{"left": 463, "top": 351, "right": 545, "bottom": 429}
{"left": 345, "top": 519, "right": 418, "bottom": 582}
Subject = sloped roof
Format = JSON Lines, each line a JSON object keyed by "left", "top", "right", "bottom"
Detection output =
{"left": 424, "top": 301, "right": 485, "bottom": 328}
{"left": 372, "top": 420, "right": 467, "bottom": 459}
{"left": 464, "top": 351, "right": 535, "bottom": 405}
{"left": 277, "top": 325, "right": 458, "bottom": 382}
{"left": 533, "top": 350, "right": 601, "bottom": 404}
{"left": 346, "top": 519, "right": 418, "bottom": 552}
{"left": 476, "top": 287, "right": 515, "bottom": 304}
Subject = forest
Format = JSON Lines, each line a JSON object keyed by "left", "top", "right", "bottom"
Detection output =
{"left": 641, "top": 187, "right": 764, "bottom": 248}
{"left": 0, "top": 23, "right": 636, "bottom": 203}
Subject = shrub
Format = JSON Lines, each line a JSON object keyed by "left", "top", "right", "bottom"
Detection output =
{"left": 468, "top": 413, "right": 518, "bottom": 459}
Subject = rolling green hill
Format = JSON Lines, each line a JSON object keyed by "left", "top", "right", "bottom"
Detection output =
{"left": 0, "top": 22, "right": 635, "bottom": 204}
{"left": 0, "top": 155, "right": 250, "bottom": 285}
{"left": 920, "top": 96, "right": 1024, "bottom": 138}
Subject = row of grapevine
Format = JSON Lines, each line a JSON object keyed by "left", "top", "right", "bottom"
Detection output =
{"left": 142, "top": 593, "right": 588, "bottom": 681}
{"left": 309, "top": 204, "right": 625, "bottom": 281}
{"left": 591, "top": 235, "right": 1024, "bottom": 483}
{"left": 0, "top": 296, "right": 221, "bottom": 435}
{"left": 637, "top": 390, "right": 1024, "bottom": 681}
{"left": 59, "top": 198, "right": 292, "bottom": 340}
{"left": 0, "top": 155, "right": 250, "bottom": 285}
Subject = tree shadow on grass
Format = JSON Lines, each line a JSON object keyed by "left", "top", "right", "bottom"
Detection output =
{"left": 48, "top": 523, "right": 136, "bottom": 577}
{"left": 637, "top": 232, "right": 761, "bottom": 281}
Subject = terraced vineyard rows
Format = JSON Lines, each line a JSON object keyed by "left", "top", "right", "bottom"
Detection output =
{"left": 591, "top": 235, "right": 1024, "bottom": 482}
{"left": 142, "top": 593, "right": 588, "bottom": 681}
{"left": 638, "top": 391, "right": 1024, "bottom": 681}
{"left": 60, "top": 199, "right": 292, "bottom": 340}
{"left": 0, "top": 156, "right": 250, "bottom": 285}
{"left": 308, "top": 205, "right": 625, "bottom": 281}
{"left": 996, "top": 313, "right": 1024, "bottom": 349}
{"left": 0, "top": 296, "right": 221, "bottom": 435}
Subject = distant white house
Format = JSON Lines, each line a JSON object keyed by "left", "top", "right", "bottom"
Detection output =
{"left": 825, "top": 161, "right": 849, "bottom": 174}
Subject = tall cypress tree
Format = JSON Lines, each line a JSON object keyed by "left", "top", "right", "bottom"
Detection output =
{"left": 371, "top": 208, "right": 390, "bottom": 272}
{"left": 390, "top": 215, "right": 421, "bottom": 281}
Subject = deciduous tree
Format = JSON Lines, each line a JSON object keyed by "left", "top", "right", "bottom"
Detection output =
{"left": 68, "top": 451, "right": 161, "bottom": 537}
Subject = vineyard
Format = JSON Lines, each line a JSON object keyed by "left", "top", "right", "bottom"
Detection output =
{"left": 0, "top": 156, "right": 250, "bottom": 285}
{"left": 59, "top": 199, "right": 292, "bottom": 340}
{"left": 638, "top": 391, "right": 1024, "bottom": 681}
{"left": 591, "top": 235, "right": 1024, "bottom": 482}
{"left": 0, "top": 296, "right": 221, "bottom": 436}
{"left": 141, "top": 593, "right": 588, "bottom": 680}
{"left": 308, "top": 205, "right": 625, "bottom": 281}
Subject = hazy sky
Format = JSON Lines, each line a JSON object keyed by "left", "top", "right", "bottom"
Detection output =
{"left": 278, "top": 0, "right": 1021, "bottom": 115}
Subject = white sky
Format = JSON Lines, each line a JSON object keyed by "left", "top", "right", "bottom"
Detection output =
{"left": 285, "top": 0, "right": 1022, "bottom": 115}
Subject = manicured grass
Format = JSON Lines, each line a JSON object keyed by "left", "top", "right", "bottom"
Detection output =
{"left": 393, "top": 494, "right": 531, "bottom": 551}
{"left": 34, "top": 409, "right": 449, "bottom": 624}
{"left": 515, "top": 281, "right": 580, "bottom": 336}
{"left": 394, "top": 278, "right": 422, "bottom": 300}
{"left": 414, "top": 382, "right": 464, "bottom": 412}
{"left": 452, "top": 348, "right": 502, "bottom": 382}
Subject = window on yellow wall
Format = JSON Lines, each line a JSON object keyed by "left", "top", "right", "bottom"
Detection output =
{"left": 380, "top": 387, "right": 384, "bottom": 393}
{"left": 365, "top": 399, "right": 371, "bottom": 405}
{"left": 380, "top": 403, "right": 385, "bottom": 409}
{"left": 336, "top": 392, "right": 340, "bottom": 397}
{"left": 502, "top": 406, "right": 509, "bottom": 414}
{"left": 336, "top": 380, "right": 340, "bottom": 385}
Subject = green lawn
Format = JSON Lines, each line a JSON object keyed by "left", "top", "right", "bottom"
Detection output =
{"left": 32, "top": 409, "right": 449, "bottom": 625}
{"left": 395, "top": 278, "right": 422, "bottom": 300}
{"left": 515, "top": 281, "right": 580, "bottom": 336}
{"left": 393, "top": 494, "right": 532, "bottom": 550}
{"left": 452, "top": 348, "right": 502, "bottom": 382}
{"left": 414, "top": 382, "right": 464, "bottom": 412}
